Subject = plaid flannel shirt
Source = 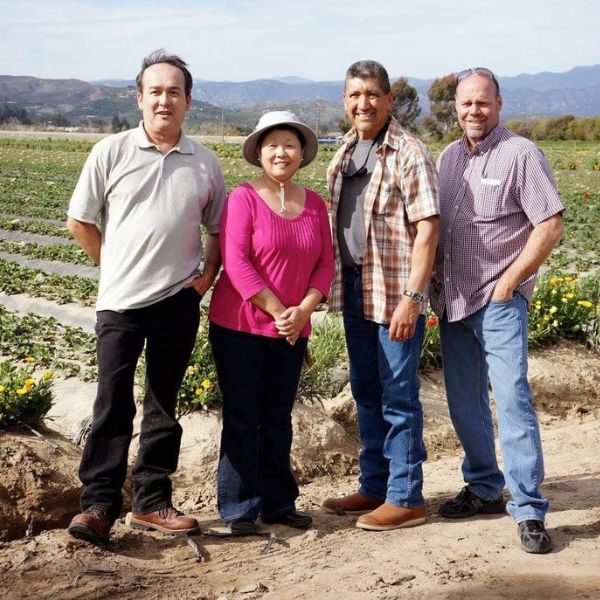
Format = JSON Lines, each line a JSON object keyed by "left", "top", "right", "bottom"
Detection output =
{"left": 327, "top": 116, "right": 439, "bottom": 325}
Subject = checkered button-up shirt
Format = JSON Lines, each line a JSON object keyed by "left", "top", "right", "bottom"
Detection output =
{"left": 327, "top": 116, "right": 439, "bottom": 325}
{"left": 431, "top": 125, "right": 564, "bottom": 322}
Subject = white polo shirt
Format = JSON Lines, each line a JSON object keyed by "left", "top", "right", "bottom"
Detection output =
{"left": 68, "top": 123, "right": 226, "bottom": 311}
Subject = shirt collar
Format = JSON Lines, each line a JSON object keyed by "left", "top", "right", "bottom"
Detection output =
{"left": 133, "top": 121, "right": 195, "bottom": 155}
{"left": 460, "top": 123, "right": 503, "bottom": 156}
{"left": 343, "top": 115, "right": 399, "bottom": 152}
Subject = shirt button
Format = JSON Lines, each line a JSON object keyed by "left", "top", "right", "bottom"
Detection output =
{"left": 445, "top": 277, "right": 450, "bottom": 282}
{"left": 454, "top": 205, "right": 459, "bottom": 209}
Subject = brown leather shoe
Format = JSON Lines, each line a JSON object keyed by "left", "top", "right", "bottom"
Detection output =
{"left": 356, "top": 502, "right": 426, "bottom": 531}
{"left": 322, "top": 492, "right": 384, "bottom": 515}
{"left": 129, "top": 506, "right": 200, "bottom": 535}
{"left": 68, "top": 506, "right": 112, "bottom": 544}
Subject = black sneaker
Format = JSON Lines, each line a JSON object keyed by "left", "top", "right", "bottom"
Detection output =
{"left": 229, "top": 518, "right": 257, "bottom": 536}
{"left": 262, "top": 509, "right": 312, "bottom": 529}
{"left": 439, "top": 486, "right": 505, "bottom": 519}
{"left": 518, "top": 520, "right": 553, "bottom": 554}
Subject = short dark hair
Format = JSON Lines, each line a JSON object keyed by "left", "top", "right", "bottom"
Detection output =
{"left": 257, "top": 125, "right": 306, "bottom": 150}
{"left": 345, "top": 60, "right": 391, "bottom": 94}
{"left": 136, "top": 49, "right": 193, "bottom": 97}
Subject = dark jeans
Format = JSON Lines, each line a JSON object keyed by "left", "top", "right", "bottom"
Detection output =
{"left": 79, "top": 288, "right": 200, "bottom": 521}
{"left": 209, "top": 323, "right": 308, "bottom": 522}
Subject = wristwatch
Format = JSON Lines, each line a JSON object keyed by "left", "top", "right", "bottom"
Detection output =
{"left": 403, "top": 290, "right": 425, "bottom": 304}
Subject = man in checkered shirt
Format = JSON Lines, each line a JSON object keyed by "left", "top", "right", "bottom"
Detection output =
{"left": 321, "top": 60, "right": 440, "bottom": 531}
{"left": 431, "top": 68, "right": 564, "bottom": 554}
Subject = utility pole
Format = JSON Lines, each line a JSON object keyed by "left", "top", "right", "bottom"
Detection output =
{"left": 221, "top": 99, "right": 225, "bottom": 143}
{"left": 315, "top": 101, "right": 322, "bottom": 139}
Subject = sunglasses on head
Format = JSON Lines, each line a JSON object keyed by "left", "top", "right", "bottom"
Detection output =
{"left": 456, "top": 67, "right": 500, "bottom": 95}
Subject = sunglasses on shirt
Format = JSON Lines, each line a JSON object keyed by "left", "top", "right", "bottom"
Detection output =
{"left": 456, "top": 67, "right": 500, "bottom": 95}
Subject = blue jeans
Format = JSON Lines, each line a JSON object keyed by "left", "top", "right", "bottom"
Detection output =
{"left": 439, "top": 293, "right": 549, "bottom": 523}
{"left": 209, "top": 323, "right": 308, "bottom": 522}
{"left": 342, "top": 268, "right": 426, "bottom": 507}
{"left": 79, "top": 288, "right": 201, "bottom": 521}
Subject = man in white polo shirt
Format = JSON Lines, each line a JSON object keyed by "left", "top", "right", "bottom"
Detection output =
{"left": 66, "top": 50, "right": 226, "bottom": 544}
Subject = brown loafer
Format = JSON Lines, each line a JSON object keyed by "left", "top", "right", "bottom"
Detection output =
{"left": 356, "top": 503, "right": 426, "bottom": 531}
{"left": 68, "top": 506, "right": 112, "bottom": 544}
{"left": 129, "top": 506, "right": 200, "bottom": 535}
{"left": 322, "top": 492, "right": 384, "bottom": 515}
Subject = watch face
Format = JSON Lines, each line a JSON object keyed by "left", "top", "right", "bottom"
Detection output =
{"left": 404, "top": 290, "right": 424, "bottom": 303}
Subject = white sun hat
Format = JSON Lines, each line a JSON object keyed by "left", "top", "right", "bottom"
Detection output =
{"left": 242, "top": 110, "right": 318, "bottom": 168}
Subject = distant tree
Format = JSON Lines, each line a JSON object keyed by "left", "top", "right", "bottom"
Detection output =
{"left": 49, "top": 113, "right": 70, "bottom": 127}
{"left": 424, "top": 75, "right": 458, "bottom": 139}
{"left": 121, "top": 118, "right": 131, "bottom": 131}
{"left": 111, "top": 115, "right": 122, "bottom": 133}
{"left": 391, "top": 77, "right": 420, "bottom": 132}
{"left": 338, "top": 118, "right": 351, "bottom": 135}
{"left": 0, "top": 104, "right": 31, "bottom": 125}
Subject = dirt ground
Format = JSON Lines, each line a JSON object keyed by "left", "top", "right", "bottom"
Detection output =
{"left": 1, "top": 341, "right": 599, "bottom": 600}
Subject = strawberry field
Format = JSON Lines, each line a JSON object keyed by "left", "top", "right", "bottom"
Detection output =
{"left": 0, "top": 135, "right": 599, "bottom": 425}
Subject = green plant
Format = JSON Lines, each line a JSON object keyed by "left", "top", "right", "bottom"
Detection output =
{"left": 0, "top": 361, "right": 54, "bottom": 430}
{"left": 420, "top": 313, "right": 442, "bottom": 371}
{"left": 176, "top": 320, "right": 221, "bottom": 415}
{"left": 0, "top": 258, "right": 98, "bottom": 305}
{"left": 298, "top": 315, "right": 348, "bottom": 401}
{"left": 0, "top": 305, "right": 96, "bottom": 376}
{"left": 529, "top": 272, "right": 600, "bottom": 350}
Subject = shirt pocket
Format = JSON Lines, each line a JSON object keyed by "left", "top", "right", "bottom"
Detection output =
{"left": 474, "top": 179, "right": 504, "bottom": 219}
{"left": 374, "top": 182, "right": 400, "bottom": 216}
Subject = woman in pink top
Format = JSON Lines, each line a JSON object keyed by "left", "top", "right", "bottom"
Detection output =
{"left": 208, "top": 111, "right": 334, "bottom": 535}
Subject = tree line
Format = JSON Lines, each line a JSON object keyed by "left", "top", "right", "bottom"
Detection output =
{"left": 341, "top": 76, "right": 600, "bottom": 142}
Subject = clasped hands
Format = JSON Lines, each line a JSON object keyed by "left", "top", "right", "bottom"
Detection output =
{"left": 275, "top": 306, "right": 309, "bottom": 345}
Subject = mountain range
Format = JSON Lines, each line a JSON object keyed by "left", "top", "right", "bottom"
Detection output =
{"left": 1, "top": 64, "right": 599, "bottom": 131}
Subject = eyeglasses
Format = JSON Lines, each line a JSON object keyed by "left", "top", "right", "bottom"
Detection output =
{"left": 456, "top": 67, "right": 500, "bottom": 95}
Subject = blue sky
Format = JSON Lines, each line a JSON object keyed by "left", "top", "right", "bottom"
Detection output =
{"left": 1, "top": 0, "right": 599, "bottom": 82}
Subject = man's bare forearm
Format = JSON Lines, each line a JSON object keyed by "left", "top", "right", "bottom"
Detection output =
{"left": 67, "top": 217, "right": 101, "bottom": 264}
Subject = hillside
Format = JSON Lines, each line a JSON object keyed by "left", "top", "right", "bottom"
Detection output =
{"left": 2, "top": 64, "right": 600, "bottom": 130}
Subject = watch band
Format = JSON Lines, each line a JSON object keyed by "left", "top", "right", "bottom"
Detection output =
{"left": 403, "top": 290, "right": 424, "bottom": 304}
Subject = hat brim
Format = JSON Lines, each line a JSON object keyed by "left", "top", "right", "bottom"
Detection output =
{"left": 242, "top": 121, "right": 318, "bottom": 168}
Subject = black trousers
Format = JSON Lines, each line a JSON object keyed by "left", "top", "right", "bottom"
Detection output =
{"left": 79, "top": 288, "right": 200, "bottom": 520}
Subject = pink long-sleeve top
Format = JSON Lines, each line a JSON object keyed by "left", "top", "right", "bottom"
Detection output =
{"left": 208, "top": 182, "right": 334, "bottom": 338}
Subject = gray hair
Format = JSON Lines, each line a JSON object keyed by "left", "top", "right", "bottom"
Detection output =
{"left": 345, "top": 60, "right": 391, "bottom": 94}
{"left": 136, "top": 49, "right": 193, "bottom": 97}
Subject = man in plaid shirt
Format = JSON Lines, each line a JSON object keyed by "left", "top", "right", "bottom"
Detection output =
{"left": 432, "top": 68, "right": 564, "bottom": 554}
{"left": 322, "top": 60, "right": 439, "bottom": 531}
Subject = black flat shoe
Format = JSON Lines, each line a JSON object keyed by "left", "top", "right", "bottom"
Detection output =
{"left": 262, "top": 509, "right": 312, "bottom": 529}
{"left": 228, "top": 518, "right": 257, "bottom": 536}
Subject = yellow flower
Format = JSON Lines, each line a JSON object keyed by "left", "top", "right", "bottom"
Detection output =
{"left": 565, "top": 293, "right": 574, "bottom": 299}
{"left": 24, "top": 378, "right": 36, "bottom": 386}
{"left": 563, "top": 276, "right": 573, "bottom": 282}
{"left": 577, "top": 300, "right": 593, "bottom": 308}
{"left": 549, "top": 276, "right": 563, "bottom": 286}
{"left": 549, "top": 306, "right": 558, "bottom": 314}
{"left": 0, "top": 385, "right": 5, "bottom": 393}
{"left": 202, "top": 379, "right": 212, "bottom": 390}
{"left": 561, "top": 297, "right": 568, "bottom": 303}
{"left": 16, "top": 388, "right": 27, "bottom": 395}
{"left": 25, "top": 357, "right": 35, "bottom": 363}
{"left": 42, "top": 370, "right": 53, "bottom": 380}
{"left": 551, "top": 290, "right": 557, "bottom": 296}
{"left": 195, "top": 388, "right": 203, "bottom": 396}
{"left": 186, "top": 366, "right": 196, "bottom": 374}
